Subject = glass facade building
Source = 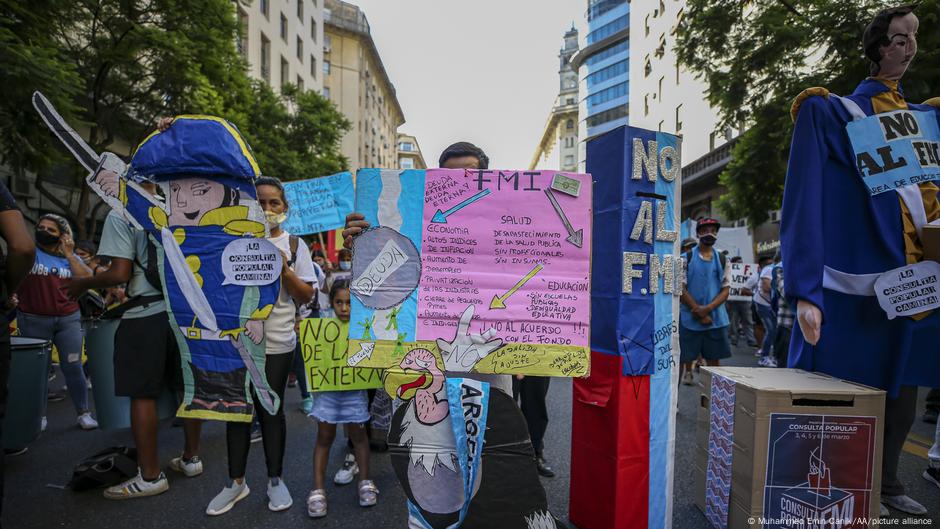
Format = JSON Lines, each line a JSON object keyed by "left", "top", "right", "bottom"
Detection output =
{"left": 577, "top": 0, "right": 630, "bottom": 154}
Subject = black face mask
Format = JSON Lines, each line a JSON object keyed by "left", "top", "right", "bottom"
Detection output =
{"left": 699, "top": 234, "right": 717, "bottom": 246}
{"left": 35, "top": 229, "right": 60, "bottom": 246}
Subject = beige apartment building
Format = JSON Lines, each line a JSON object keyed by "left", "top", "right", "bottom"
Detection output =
{"left": 397, "top": 133, "right": 427, "bottom": 170}
{"left": 236, "top": 0, "right": 325, "bottom": 94}
{"left": 322, "top": 0, "right": 405, "bottom": 172}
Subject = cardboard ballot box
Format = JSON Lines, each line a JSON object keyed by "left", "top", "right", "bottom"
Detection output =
{"left": 694, "top": 367, "right": 885, "bottom": 529}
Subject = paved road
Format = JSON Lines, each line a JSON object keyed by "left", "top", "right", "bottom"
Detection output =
{"left": 5, "top": 343, "right": 938, "bottom": 528}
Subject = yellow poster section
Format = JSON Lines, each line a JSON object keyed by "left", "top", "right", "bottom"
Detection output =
{"left": 300, "top": 318, "right": 382, "bottom": 392}
{"left": 349, "top": 339, "right": 589, "bottom": 377}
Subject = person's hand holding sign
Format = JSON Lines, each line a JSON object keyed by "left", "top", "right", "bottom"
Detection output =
{"left": 437, "top": 305, "right": 503, "bottom": 373}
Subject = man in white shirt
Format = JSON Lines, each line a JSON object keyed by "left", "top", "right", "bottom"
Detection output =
{"left": 751, "top": 256, "right": 776, "bottom": 366}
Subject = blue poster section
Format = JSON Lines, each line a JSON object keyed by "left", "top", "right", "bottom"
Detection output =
{"left": 349, "top": 169, "right": 425, "bottom": 341}
{"left": 280, "top": 172, "right": 354, "bottom": 235}
{"left": 649, "top": 129, "right": 681, "bottom": 529}
{"left": 846, "top": 110, "right": 940, "bottom": 195}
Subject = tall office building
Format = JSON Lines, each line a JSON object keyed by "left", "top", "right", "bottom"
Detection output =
{"left": 571, "top": 0, "right": 630, "bottom": 169}
{"left": 322, "top": 0, "right": 406, "bottom": 172}
{"left": 529, "top": 26, "right": 580, "bottom": 172}
{"left": 236, "top": 0, "right": 325, "bottom": 94}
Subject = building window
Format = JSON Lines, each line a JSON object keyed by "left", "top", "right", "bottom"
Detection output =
{"left": 585, "top": 105, "right": 628, "bottom": 129}
{"left": 644, "top": 57, "right": 652, "bottom": 77}
{"left": 644, "top": 94, "right": 649, "bottom": 115}
{"left": 566, "top": 119, "right": 574, "bottom": 130}
{"left": 297, "top": 75, "right": 304, "bottom": 91}
{"left": 564, "top": 155, "right": 575, "bottom": 166}
{"left": 311, "top": 18, "right": 317, "bottom": 41}
{"left": 236, "top": 8, "right": 248, "bottom": 58}
{"left": 400, "top": 158, "right": 415, "bottom": 169}
{"left": 566, "top": 97, "right": 575, "bottom": 105}
{"left": 310, "top": 55, "right": 317, "bottom": 78}
{"left": 280, "top": 13, "right": 288, "bottom": 41}
{"left": 297, "top": 36, "right": 303, "bottom": 60}
{"left": 586, "top": 81, "right": 627, "bottom": 108}
{"left": 324, "top": 34, "right": 331, "bottom": 51}
{"left": 645, "top": 14, "right": 650, "bottom": 36}
{"left": 260, "top": 0, "right": 269, "bottom": 18}
{"left": 658, "top": 76, "right": 665, "bottom": 100}
{"left": 323, "top": 86, "right": 330, "bottom": 98}
{"left": 676, "top": 61, "right": 680, "bottom": 84}
{"left": 280, "top": 56, "right": 289, "bottom": 87}
{"left": 399, "top": 142, "right": 414, "bottom": 152}
{"left": 658, "top": 120, "right": 665, "bottom": 132}
{"left": 656, "top": 34, "right": 666, "bottom": 59}
{"left": 675, "top": 104, "right": 683, "bottom": 133}
{"left": 297, "top": 0, "right": 303, "bottom": 19}
{"left": 323, "top": 60, "right": 330, "bottom": 75}
{"left": 260, "top": 33, "right": 271, "bottom": 82}
{"left": 586, "top": 59, "right": 628, "bottom": 88}
{"left": 586, "top": 14, "right": 628, "bottom": 45}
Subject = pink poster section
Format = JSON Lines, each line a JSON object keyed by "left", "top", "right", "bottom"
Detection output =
{"left": 416, "top": 169, "right": 592, "bottom": 370}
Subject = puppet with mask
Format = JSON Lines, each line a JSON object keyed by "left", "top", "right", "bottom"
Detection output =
{"left": 86, "top": 116, "right": 283, "bottom": 423}
{"left": 783, "top": 3, "right": 940, "bottom": 516}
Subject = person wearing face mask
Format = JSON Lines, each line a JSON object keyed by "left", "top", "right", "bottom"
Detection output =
{"left": 678, "top": 218, "right": 732, "bottom": 386}
{"left": 205, "top": 176, "right": 316, "bottom": 515}
{"left": 16, "top": 213, "right": 97, "bottom": 430}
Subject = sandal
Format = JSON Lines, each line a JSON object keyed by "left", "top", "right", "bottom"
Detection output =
{"left": 358, "top": 479, "right": 379, "bottom": 507}
{"left": 307, "top": 488, "right": 327, "bottom": 518}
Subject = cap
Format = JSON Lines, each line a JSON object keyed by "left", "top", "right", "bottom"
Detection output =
{"left": 681, "top": 237, "right": 698, "bottom": 248}
{"left": 696, "top": 218, "right": 721, "bottom": 233}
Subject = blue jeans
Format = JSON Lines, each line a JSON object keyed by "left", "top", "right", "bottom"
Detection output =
{"left": 17, "top": 311, "right": 89, "bottom": 414}
{"left": 755, "top": 303, "right": 777, "bottom": 358}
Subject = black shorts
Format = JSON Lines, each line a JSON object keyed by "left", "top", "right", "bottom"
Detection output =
{"left": 114, "top": 312, "right": 183, "bottom": 398}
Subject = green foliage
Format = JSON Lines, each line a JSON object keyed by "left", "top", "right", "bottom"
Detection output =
{"left": 1, "top": 0, "right": 350, "bottom": 235}
{"left": 677, "top": 0, "right": 940, "bottom": 228}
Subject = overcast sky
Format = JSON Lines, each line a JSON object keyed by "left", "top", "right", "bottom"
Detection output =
{"left": 350, "top": 0, "right": 585, "bottom": 170}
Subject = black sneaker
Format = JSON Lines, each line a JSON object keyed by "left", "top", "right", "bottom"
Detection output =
{"left": 923, "top": 408, "right": 938, "bottom": 424}
{"left": 924, "top": 467, "right": 940, "bottom": 489}
{"left": 47, "top": 390, "right": 66, "bottom": 402}
{"left": 536, "top": 457, "right": 556, "bottom": 478}
{"left": 250, "top": 422, "right": 263, "bottom": 443}
{"left": 4, "top": 447, "right": 27, "bottom": 456}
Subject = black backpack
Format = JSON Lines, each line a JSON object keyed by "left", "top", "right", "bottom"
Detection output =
{"left": 68, "top": 446, "right": 138, "bottom": 491}
{"left": 133, "top": 234, "right": 162, "bottom": 293}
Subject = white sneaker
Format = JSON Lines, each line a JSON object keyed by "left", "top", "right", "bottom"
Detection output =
{"left": 104, "top": 471, "right": 169, "bottom": 500}
{"left": 758, "top": 356, "right": 777, "bottom": 367}
{"left": 169, "top": 454, "right": 204, "bottom": 477}
{"left": 206, "top": 480, "right": 250, "bottom": 516}
{"left": 881, "top": 494, "right": 927, "bottom": 515}
{"left": 681, "top": 371, "right": 694, "bottom": 386}
{"left": 333, "top": 453, "right": 358, "bottom": 485}
{"left": 77, "top": 412, "right": 98, "bottom": 430}
{"left": 40, "top": 416, "right": 47, "bottom": 432}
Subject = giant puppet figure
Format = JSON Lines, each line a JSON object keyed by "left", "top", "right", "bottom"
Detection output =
{"left": 782, "top": 4, "right": 940, "bottom": 514}
{"left": 33, "top": 97, "right": 282, "bottom": 423}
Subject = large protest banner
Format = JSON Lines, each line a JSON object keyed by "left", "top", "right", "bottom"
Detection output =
{"left": 846, "top": 109, "right": 940, "bottom": 195}
{"left": 280, "top": 172, "right": 355, "bottom": 235}
{"left": 347, "top": 168, "right": 592, "bottom": 378}
{"left": 571, "top": 125, "right": 682, "bottom": 529}
{"left": 299, "top": 318, "right": 381, "bottom": 392}
{"left": 728, "top": 262, "right": 757, "bottom": 302}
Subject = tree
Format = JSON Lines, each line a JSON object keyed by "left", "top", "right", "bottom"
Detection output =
{"left": 0, "top": 0, "right": 81, "bottom": 214}
{"left": 677, "top": 0, "right": 940, "bottom": 228}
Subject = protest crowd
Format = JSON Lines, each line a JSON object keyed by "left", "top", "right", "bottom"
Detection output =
{"left": 1, "top": 2, "right": 940, "bottom": 529}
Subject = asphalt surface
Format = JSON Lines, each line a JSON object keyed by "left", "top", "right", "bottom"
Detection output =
{"left": 4, "top": 343, "right": 939, "bottom": 529}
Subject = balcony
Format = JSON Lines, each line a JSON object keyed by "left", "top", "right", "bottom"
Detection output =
{"left": 324, "top": 0, "right": 370, "bottom": 37}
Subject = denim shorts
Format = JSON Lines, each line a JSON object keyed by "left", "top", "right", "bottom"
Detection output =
{"left": 679, "top": 327, "right": 732, "bottom": 363}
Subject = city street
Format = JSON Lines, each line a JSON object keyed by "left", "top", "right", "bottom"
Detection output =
{"left": 7, "top": 342, "right": 938, "bottom": 528}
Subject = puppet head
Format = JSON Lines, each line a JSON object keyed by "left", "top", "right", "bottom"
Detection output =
{"left": 130, "top": 116, "right": 262, "bottom": 227}
{"left": 863, "top": 4, "right": 919, "bottom": 80}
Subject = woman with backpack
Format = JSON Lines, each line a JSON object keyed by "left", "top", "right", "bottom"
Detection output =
{"left": 206, "top": 176, "right": 316, "bottom": 515}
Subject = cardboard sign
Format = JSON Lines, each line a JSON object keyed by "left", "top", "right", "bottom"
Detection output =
{"left": 873, "top": 261, "right": 940, "bottom": 319}
{"left": 300, "top": 318, "right": 381, "bottom": 392}
{"left": 846, "top": 110, "right": 940, "bottom": 195}
{"left": 728, "top": 262, "right": 758, "bottom": 302}
{"left": 280, "top": 172, "right": 354, "bottom": 235}
{"left": 762, "top": 413, "right": 877, "bottom": 529}
{"left": 349, "top": 168, "right": 592, "bottom": 377}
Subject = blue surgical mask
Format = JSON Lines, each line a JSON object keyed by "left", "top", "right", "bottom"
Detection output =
{"left": 339, "top": 261, "right": 352, "bottom": 271}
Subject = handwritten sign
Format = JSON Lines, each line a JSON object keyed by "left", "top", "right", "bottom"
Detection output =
{"left": 728, "top": 262, "right": 757, "bottom": 302}
{"left": 300, "top": 318, "right": 381, "bottom": 392}
{"left": 280, "top": 172, "right": 354, "bottom": 235}
{"left": 349, "top": 168, "right": 592, "bottom": 378}
{"left": 873, "top": 261, "right": 940, "bottom": 319}
{"left": 221, "top": 238, "right": 281, "bottom": 285}
{"left": 846, "top": 110, "right": 940, "bottom": 195}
